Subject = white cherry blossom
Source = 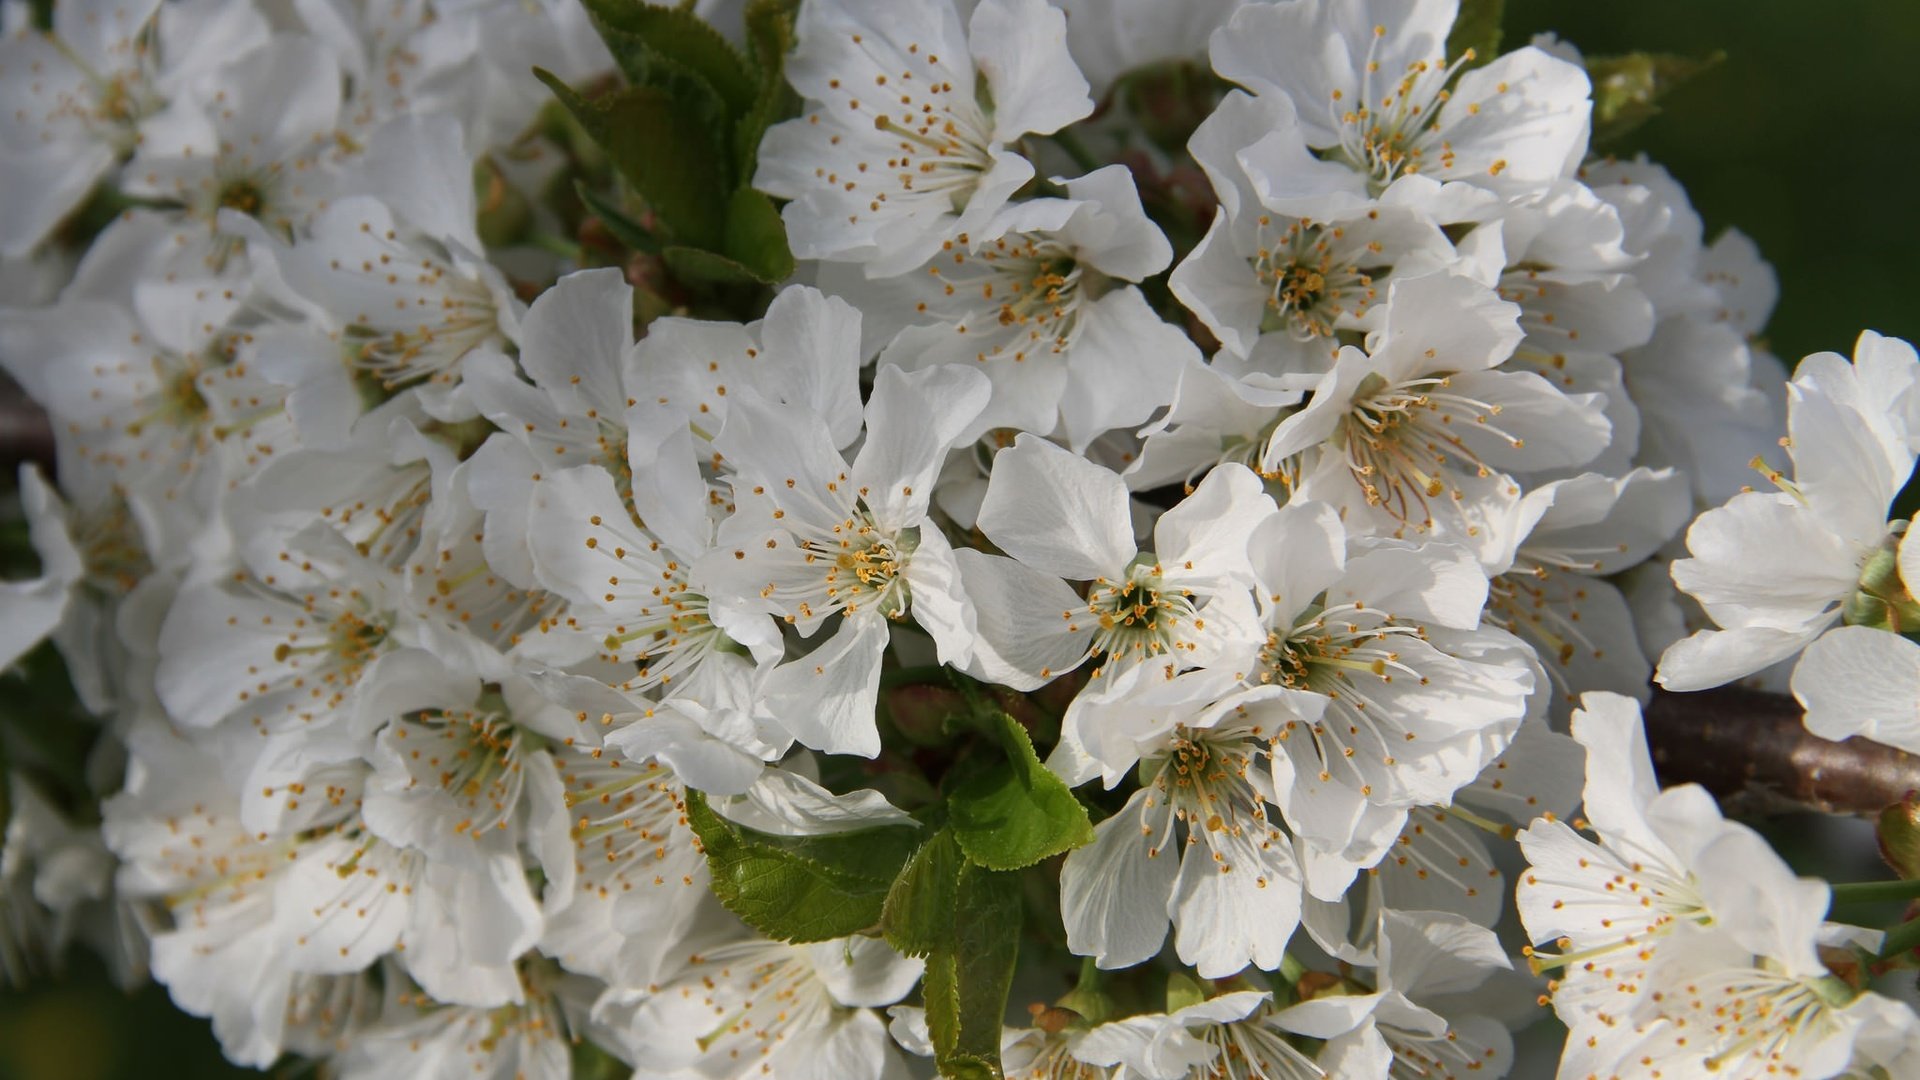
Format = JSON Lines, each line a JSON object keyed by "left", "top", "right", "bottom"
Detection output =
{"left": 825, "top": 164, "right": 1180, "bottom": 448}
{"left": 697, "top": 363, "right": 990, "bottom": 756}
{"left": 1259, "top": 272, "right": 1610, "bottom": 541}
{"left": 1058, "top": 697, "right": 1304, "bottom": 977}
{"left": 755, "top": 0, "right": 1094, "bottom": 275}
{"left": 0, "top": 0, "right": 268, "bottom": 254}
{"left": 1276, "top": 908, "right": 1514, "bottom": 1080}
{"left": 1211, "top": 0, "right": 1591, "bottom": 200}
{"left": 1237, "top": 499, "right": 1536, "bottom": 895}
{"left": 1658, "top": 331, "right": 1918, "bottom": 691}
{"left": 595, "top": 913, "right": 923, "bottom": 1080}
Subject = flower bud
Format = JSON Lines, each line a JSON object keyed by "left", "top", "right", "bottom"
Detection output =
{"left": 1878, "top": 790, "right": 1920, "bottom": 881}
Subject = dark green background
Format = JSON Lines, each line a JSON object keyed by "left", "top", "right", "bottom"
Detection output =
{"left": 1508, "top": 0, "right": 1920, "bottom": 366}
{"left": 4, "top": 2, "right": 1918, "bottom": 1076}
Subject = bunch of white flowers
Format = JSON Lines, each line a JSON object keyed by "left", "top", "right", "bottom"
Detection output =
{"left": 1, "top": 0, "right": 1916, "bottom": 1076}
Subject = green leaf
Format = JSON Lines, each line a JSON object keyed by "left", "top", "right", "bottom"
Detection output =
{"left": 590, "top": 20, "right": 733, "bottom": 141}
{"left": 575, "top": 182, "right": 661, "bottom": 254}
{"left": 737, "top": 0, "right": 803, "bottom": 177}
{"left": 1586, "top": 51, "right": 1725, "bottom": 147}
{"left": 658, "top": 189, "right": 794, "bottom": 285}
{"left": 535, "top": 70, "right": 729, "bottom": 249}
{"left": 661, "top": 245, "right": 766, "bottom": 286}
{"left": 1446, "top": 0, "right": 1503, "bottom": 68}
{"left": 685, "top": 789, "right": 924, "bottom": 942}
{"left": 946, "top": 712, "right": 1094, "bottom": 870}
{"left": 580, "top": 0, "right": 757, "bottom": 116}
{"left": 723, "top": 187, "right": 795, "bottom": 281}
{"left": 882, "top": 829, "right": 963, "bottom": 957}
{"left": 924, "top": 861, "right": 1022, "bottom": 1080}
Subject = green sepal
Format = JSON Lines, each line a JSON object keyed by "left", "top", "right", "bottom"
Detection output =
{"left": 1446, "top": 0, "right": 1504, "bottom": 68}
{"left": 535, "top": 70, "right": 730, "bottom": 250}
{"left": 684, "top": 789, "right": 924, "bottom": 942}
{"left": 1053, "top": 957, "right": 1117, "bottom": 1024}
{"left": 1587, "top": 51, "right": 1725, "bottom": 147}
{"left": 946, "top": 712, "right": 1094, "bottom": 870}
{"left": 1165, "top": 970, "right": 1209, "bottom": 1013}
{"left": 580, "top": 0, "right": 757, "bottom": 116}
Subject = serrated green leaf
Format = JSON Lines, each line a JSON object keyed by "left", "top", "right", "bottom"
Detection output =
{"left": 882, "top": 829, "right": 962, "bottom": 957}
{"left": 590, "top": 20, "right": 732, "bottom": 138}
{"left": 1587, "top": 51, "right": 1724, "bottom": 147}
{"left": 947, "top": 712, "right": 1093, "bottom": 870}
{"left": 685, "top": 789, "right": 924, "bottom": 942}
{"left": 581, "top": 0, "right": 757, "bottom": 115}
{"left": 535, "top": 69, "right": 729, "bottom": 249}
{"left": 924, "top": 861, "right": 1021, "bottom": 1080}
{"left": 661, "top": 245, "right": 765, "bottom": 286}
{"left": 657, "top": 188, "right": 793, "bottom": 285}
{"left": 1446, "top": 0, "right": 1503, "bottom": 68}
{"left": 737, "top": 0, "right": 803, "bottom": 177}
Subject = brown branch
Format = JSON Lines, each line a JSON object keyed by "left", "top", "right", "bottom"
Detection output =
{"left": 1646, "top": 686, "right": 1920, "bottom": 817}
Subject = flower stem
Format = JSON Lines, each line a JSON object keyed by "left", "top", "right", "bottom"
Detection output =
{"left": 1830, "top": 878, "right": 1920, "bottom": 906}
{"left": 1878, "top": 914, "right": 1920, "bottom": 960}
{"left": 529, "top": 231, "right": 583, "bottom": 261}
{"left": 1051, "top": 129, "right": 1100, "bottom": 173}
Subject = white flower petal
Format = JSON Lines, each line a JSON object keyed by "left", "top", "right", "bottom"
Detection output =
{"left": 970, "top": 0, "right": 1092, "bottom": 140}
{"left": 762, "top": 613, "right": 891, "bottom": 757}
{"left": 977, "top": 433, "right": 1134, "bottom": 580}
{"left": 852, "top": 363, "right": 990, "bottom": 534}
{"left": 950, "top": 548, "right": 1091, "bottom": 689}
{"left": 1793, "top": 626, "right": 1920, "bottom": 751}
{"left": 1060, "top": 788, "right": 1178, "bottom": 970}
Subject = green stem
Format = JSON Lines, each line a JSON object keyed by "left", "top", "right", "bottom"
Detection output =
{"left": 1271, "top": 951, "right": 1315, "bottom": 1007}
{"left": 528, "top": 231, "right": 583, "bottom": 261}
{"left": 1053, "top": 955, "right": 1113, "bottom": 1020}
{"left": 1878, "top": 914, "right": 1920, "bottom": 960}
{"left": 1051, "top": 129, "right": 1101, "bottom": 173}
{"left": 1830, "top": 878, "right": 1920, "bottom": 906}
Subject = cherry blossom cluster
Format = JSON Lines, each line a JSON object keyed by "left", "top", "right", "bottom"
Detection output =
{"left": 1, "top": 0, "right": 1917, "bottom": 1077}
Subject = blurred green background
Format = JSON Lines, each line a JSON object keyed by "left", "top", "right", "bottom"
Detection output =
{"left": 4, "top": 2, "right": 1919, "bottom": 1077}
{"left": 1508, "top": 0, "right": 1920, "bottom": 366}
